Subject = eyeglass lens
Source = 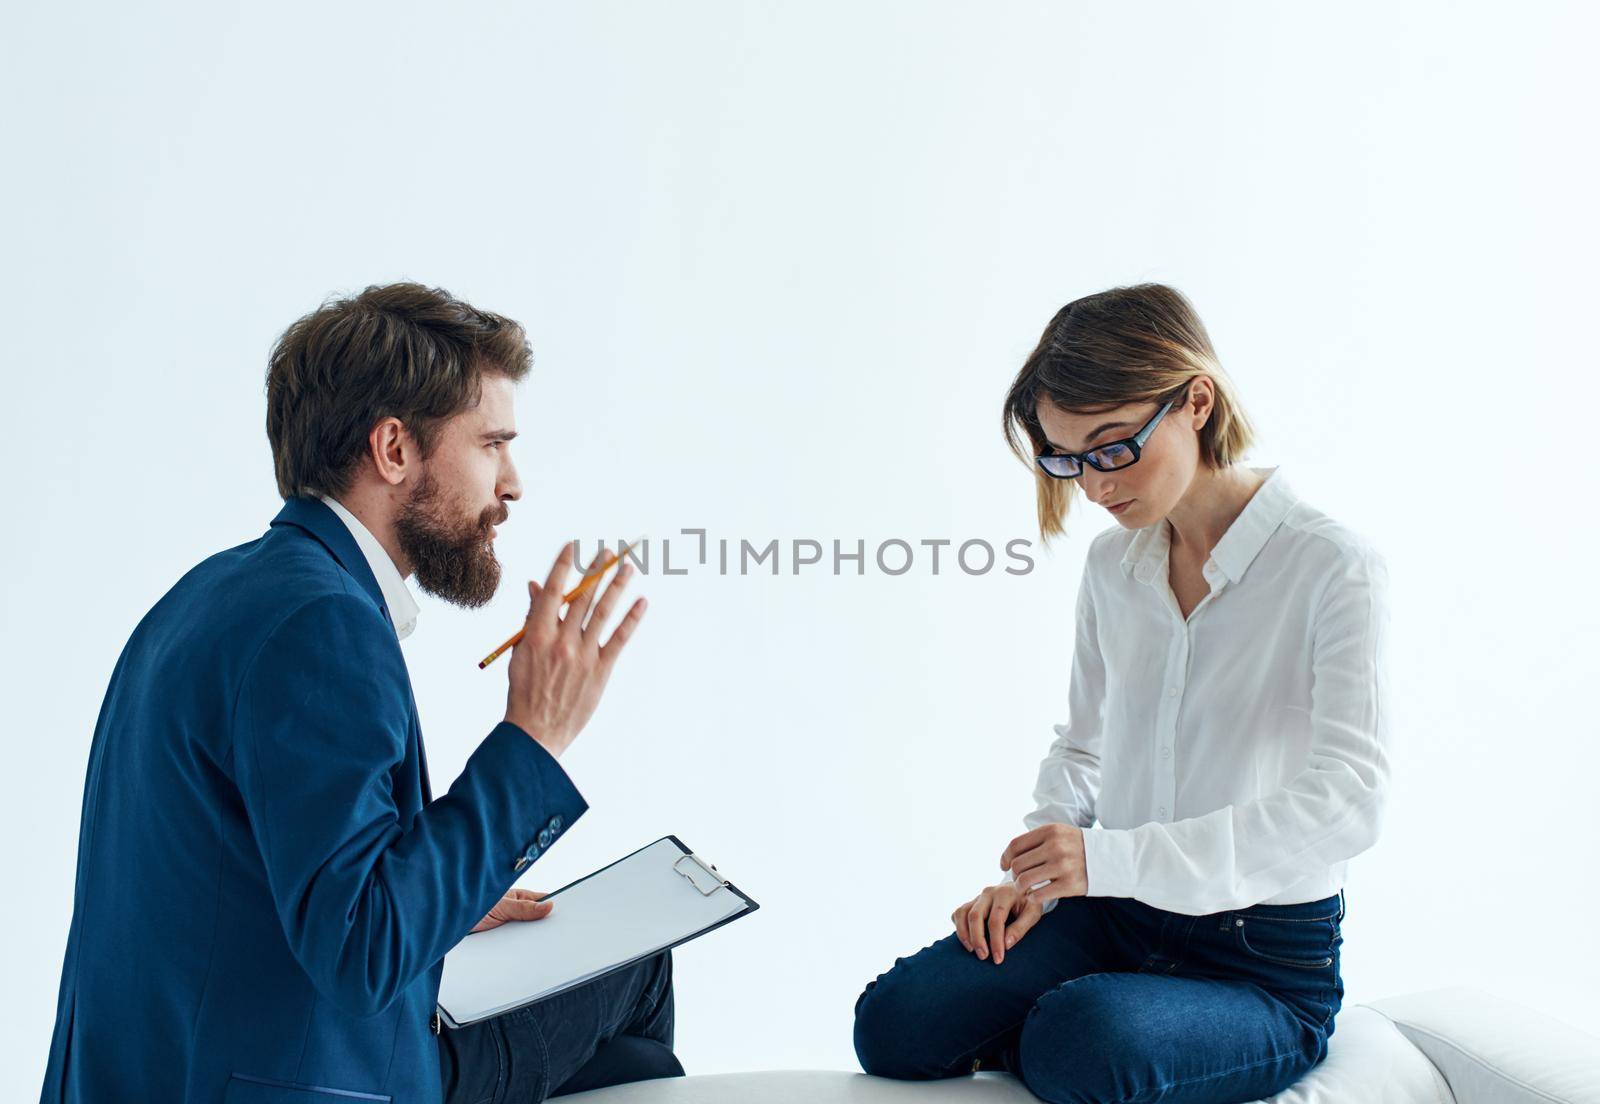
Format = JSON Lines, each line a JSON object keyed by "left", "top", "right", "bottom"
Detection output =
{"left": 1039, "top": 441, "right": 1136, "bottom": 477}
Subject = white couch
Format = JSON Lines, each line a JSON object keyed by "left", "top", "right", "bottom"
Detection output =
{"left": 561, "top": 987, "right": 1600, "bottom": 1104}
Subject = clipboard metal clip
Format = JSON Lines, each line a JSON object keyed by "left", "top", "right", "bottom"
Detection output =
{"left": 673, "top": 853, "right": 729, "bottom": 897}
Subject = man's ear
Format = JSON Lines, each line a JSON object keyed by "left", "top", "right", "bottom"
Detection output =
{"left": 369, "top": 416, "right": 415, "bottom": 487}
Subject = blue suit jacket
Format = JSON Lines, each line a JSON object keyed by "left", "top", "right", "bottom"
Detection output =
{"left": 40, "top": 496, "right": 587, "bottom": 1104}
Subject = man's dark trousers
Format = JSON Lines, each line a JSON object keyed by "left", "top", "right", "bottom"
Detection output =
{"left": 439, "top": 951, "right": 681, "bottom": 1102}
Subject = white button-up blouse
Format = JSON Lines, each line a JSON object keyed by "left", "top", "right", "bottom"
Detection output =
{"left": 1020, "top": 465, "right": 1392, "bottom": 916}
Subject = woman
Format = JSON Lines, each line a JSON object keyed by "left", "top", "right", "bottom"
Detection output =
{"left": 852, "top": 284, "right": 1392, "bottom": 1104}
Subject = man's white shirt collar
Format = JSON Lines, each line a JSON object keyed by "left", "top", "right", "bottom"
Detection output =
{"left": 318, "top": 495, "right": 420, "bottom": 641}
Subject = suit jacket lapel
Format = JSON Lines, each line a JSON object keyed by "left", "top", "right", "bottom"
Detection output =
{"left": 271, "top": 495, "right": 433, "bottom": 807}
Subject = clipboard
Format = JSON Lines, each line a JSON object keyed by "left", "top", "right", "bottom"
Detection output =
{"left": 435, "top": 835, "right": 758, "bottom": 1030}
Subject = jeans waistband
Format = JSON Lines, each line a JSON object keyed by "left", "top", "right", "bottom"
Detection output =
{"left": 1232, "top": 888, "right": 1344, "bottom": 923}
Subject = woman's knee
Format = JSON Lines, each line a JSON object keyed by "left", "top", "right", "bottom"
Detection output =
{"left": 852, "top": 968, "right": 925, "bottom": 1078}
{"left": 1014, "top": 977, "right": 1137, "bottom": 1104}
{"left": 852, "top": 941, "right": 965, "bottom": 1079}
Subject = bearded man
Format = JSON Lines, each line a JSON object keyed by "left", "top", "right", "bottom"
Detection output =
{"left": 40, "top": 282, "right": 676, "bottom": 1104}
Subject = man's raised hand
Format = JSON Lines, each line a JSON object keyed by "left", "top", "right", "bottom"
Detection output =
{"left": 503, "top": 542, "right": 647, "bottom": 759}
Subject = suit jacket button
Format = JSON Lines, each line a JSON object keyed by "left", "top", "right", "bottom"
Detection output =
{"left": 549, "top": 816, "right": 563, "bottom": 832}
{"left": 513, "top": 855, "right": 530, "bottom": 873}
{"left": 538, "top": 828, "right": 553, "bottom": 848}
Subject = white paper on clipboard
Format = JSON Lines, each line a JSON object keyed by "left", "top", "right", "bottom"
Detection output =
{"left": 437, "top": 836, "right": 754, "bottom": 1028}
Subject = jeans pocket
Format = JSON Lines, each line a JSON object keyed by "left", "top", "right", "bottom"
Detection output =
{"left": 1232, "top": 915, "right": 1336, "bottom": 971}
{"left": 495, "top": 1003, "right": 551, "bottom": 1104}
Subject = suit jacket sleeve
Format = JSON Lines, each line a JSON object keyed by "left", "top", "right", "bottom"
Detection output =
{"left": 231, "top": 593, "right": 587, "bottom": 1016}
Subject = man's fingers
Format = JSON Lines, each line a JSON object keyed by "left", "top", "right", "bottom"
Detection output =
{"left": 598, "top": 597, "right": 648, "bottom": 667}
{"left": 521, "top": 581, "right": 543, "bottom": 635}
{"left": 562, "top": 548, "right": 609, "bottom": 639}
{"left": 532, "top": 542, "right": 577, "bottom": 628}
{"left": 585, "top": 562, "right": 634, "bottom": 639}
{"left": 584, "top": 561, "right": 634, "bottom": 636}
{"left": 501, "top": 896, "right": 554, "bottom": 921}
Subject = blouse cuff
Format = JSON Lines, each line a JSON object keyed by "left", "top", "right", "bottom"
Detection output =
{"left": 1081, "top": 825, "right": 1138, "bottom": 899}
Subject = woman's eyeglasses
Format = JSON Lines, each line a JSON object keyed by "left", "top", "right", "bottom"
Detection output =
{"left": 1034, "top": 398, "right": 1177, "bottom": 481}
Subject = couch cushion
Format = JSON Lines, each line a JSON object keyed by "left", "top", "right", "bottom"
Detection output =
{"left": 1264, "top": 1005, "right": 1453, "bottom": 1103}
{"left": 561, "top": 1070, "right": 1035, "bottom": 1104}
{"left": 559, "top": 1005, "right": 1451, "bottom": 1103}
{"left": 1366, "top": 987, "right": 1600, "bottom": 1104}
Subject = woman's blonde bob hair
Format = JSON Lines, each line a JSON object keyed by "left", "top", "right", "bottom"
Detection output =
{"left": 1002, "top": 283, "right": 1256, "bottom": 542}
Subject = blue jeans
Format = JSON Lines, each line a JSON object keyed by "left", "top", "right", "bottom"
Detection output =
{"left": 854, "top": 892, "right": 1345, "bottom": 1104}
{"left": 438, "top": 951, "right": 681, "bottom": 1103}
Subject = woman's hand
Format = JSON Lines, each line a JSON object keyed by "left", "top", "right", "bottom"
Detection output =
{"left": 1000, "top": 823, "right": 1089, "bottom": 905}
{"left": 470, "top": 888, "right": 553, "bottom": 933}
{"left": 951, "top": 883, "right": 1043, "bottom": 964}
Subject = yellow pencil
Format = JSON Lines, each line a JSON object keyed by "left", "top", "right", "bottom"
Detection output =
{"left": 478, "top": 537, "right": 645, "bottom": 669}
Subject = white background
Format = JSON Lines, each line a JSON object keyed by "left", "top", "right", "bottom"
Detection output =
{"left": 4, "top": 1, "right": 1597, "bottom": 1093}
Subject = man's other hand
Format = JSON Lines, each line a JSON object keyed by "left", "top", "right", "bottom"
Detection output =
{"left": 470, "top": 888, "right": 554, "bottom": 934}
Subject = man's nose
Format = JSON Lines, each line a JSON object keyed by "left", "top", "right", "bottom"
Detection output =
{"left": 500, "top": 459, "right": 523, "bottom": 502}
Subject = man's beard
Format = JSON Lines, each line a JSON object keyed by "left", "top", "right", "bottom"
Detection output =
{"left": 394, "top": 471, "right": 507, "bottom": 609}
